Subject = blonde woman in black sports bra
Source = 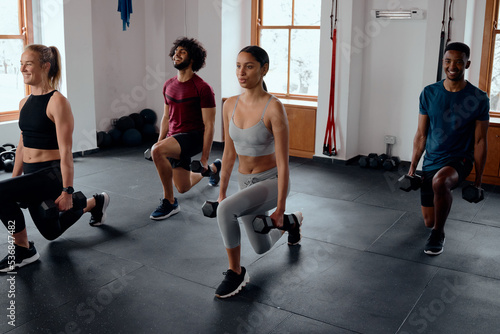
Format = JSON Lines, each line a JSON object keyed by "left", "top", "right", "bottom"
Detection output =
{"left": 0, "top": 45, "right": 109, "bottom": 272}
{"left": 214, "top": 46, "right": 303, "bottom": 298}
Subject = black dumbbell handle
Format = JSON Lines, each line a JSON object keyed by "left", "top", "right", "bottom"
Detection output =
{"left": 42, "top": 191, "right": 87, "bottom": 211}
{"left": 191, "top": 160, "right": 211, "bottom": 176}
{"left": 253, "top": 214, "right": 296, "bottom": 234}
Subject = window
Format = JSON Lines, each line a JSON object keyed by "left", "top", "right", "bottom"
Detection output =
{"left": 0, "top": 0, "right": 33, "bottom": 122}
{"left": 252, "top": 0, "right": 321, "bottom": 101}
{"left": 480, "top": 0, "right": 500, "bottom": 116}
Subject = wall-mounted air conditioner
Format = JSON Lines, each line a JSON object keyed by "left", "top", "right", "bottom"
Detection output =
{"left": 371, "top": 9, "right": 425, "bottom": 20}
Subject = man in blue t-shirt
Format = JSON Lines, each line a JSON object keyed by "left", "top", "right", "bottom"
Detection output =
{"left": 408, "top": 42, "right": 490, "bottom": 256}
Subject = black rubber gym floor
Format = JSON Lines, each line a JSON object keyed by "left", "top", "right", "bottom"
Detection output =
{"left": 1, "top": 143, "right": 499, "bottom": 333}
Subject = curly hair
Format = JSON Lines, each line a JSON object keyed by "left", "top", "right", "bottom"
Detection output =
{"left": 169, "top": 37, "right": 207, "bottom": 72}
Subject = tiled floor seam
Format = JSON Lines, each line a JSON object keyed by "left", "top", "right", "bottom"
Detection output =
{"left": 394, "top": 269, "right": 439, "bottom": 334}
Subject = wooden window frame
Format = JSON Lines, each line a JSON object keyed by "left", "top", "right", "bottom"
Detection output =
{"left": 0, "top": 0, "right": 33, "bottom": 123}
{"left": 479, "top": 0, "right": 500, "bottom": 118}
{"left": 251, "top": 0, "right": 319, "bottom": 102}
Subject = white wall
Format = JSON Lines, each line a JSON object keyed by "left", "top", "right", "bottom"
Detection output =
{"left": 91, "top": 0, "right": 222, "bottom": 140}
{"left": 0, "top": 122, "right": 21, "bottom": 146}
{"left": 197, "top": 0, "right": 222, "bottom": 141}
{"left": 144, "top": 0, "right": 168, "bottom": 123}
{"left": 221, "top": 0, "right": 252, "bottom": 99}
{"left": 91, "top": 0, "right": 147, "bottom": 132}
{"left": 338, "top": 0, "right": 486, "bottom": 162}
{"left": 63, "top": 0, "right": 98, "bottom": 152}
{"left": 358, "top": 0, "right": 428, "bottom": 161}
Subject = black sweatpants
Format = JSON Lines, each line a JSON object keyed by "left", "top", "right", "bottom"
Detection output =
{"left": 0, "top": 160, "right": 83, "bottom": 240}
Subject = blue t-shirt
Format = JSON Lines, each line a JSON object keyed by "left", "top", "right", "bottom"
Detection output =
{"left": 419, "top": 80, "right": 489, "bottom": 171}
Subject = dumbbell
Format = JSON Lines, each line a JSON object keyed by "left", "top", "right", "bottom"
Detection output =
{"left": 252, "top": 214, "right": 296, "bottom": 234}
{"left": 202, "top": 201, "right": 218, "bottom": 218}
{"left": 383, "top": 156, "right": 401, "bottom": 171}
{"left": 359, "top": 153, "right": 378, "bottom": 168}
{"left": 144, "top": 147, "right": 152, "bottom": 161}
{"left": 1, "top": 149, "right": 16, "bottom": 173}
{"left": 398, "top": 174, "right": 422, "bottom": 192}
{"left": 462, "top": 184, "right": 484, "bottom": 203}
{"left": 38, "top": 191, "right": 87, "bottom": 225}
{"left": 190, "top": 160, "right": 212, "bottom": 177}
{"left": 370, "top": 154, "right": 389, "bottom": 169}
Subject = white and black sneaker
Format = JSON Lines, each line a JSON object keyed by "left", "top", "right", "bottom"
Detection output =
{"left": 424, "top": 229, "right": 445, "bottom": 255}
{"left": 215, "top": 267, "right": 250, "bottom": 299}
{"left": 0, "top": 241, "right": 40, "bottom": 273}
{"left": 89, "top": 192, "right": 110, "bottom": 226}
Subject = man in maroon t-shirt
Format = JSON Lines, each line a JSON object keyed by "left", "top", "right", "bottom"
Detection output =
{"left": 150, "top": 37, "right": 220, "bottom": 220}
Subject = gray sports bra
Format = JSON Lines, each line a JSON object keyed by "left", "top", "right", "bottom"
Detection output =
{"left": 229, "top": 95, "right": 275, "bottom": 157}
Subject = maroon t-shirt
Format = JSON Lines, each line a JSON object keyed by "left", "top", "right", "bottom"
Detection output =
{"left": 163, "top": 74, "right": 216, "bottom": 135}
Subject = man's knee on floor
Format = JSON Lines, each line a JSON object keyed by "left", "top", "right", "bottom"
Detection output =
{"left": 423, "top": 217, "right": 434, "bottom": 228}
{"left": 421, "top": 206, "right": 434, "bottom": 228}
{"left": 37, "top": 228, "right": 60, "bottom": 241}
{"left": 174, "top": 183, "right": 191, "bottom": 194}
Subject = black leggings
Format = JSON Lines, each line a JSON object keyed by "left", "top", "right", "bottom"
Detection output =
{"left": 0, "top": 160, "right": 83, "bottom": 240}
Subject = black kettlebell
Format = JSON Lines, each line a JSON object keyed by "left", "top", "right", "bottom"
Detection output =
{"left": 1, "top": 148, "right": 16, "bottom": 173}
{"left": 0, "top": 147, "right": 6, "bottom": 171}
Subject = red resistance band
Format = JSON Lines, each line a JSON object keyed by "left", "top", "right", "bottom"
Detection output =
{"left": 323, "top": 27, "right": 337, "bottom": 156}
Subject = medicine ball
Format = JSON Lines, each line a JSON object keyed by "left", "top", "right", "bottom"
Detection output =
{"left": 108, "top": 128, "right": 122, "bottom": 146}
{"left": 140, "top": 108, "right": 157, "bottom": 125}
{"left": 142, "top": 123, "right": 157, "bottom": 139}
{"left": 122, "top": 128, "right": 142, "bottom": 146}
{"left": 96, "top": 131, "right": 112, "bottom": 148}
{"left": 115, "top": 116, "right": 135, "bottom": 132}
{"left": 129, "top": 113, "right": 144, "bottom": 131}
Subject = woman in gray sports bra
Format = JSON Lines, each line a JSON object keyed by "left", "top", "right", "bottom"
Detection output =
{"left": 213, "top": 46, "right": 303, "bottom": 299}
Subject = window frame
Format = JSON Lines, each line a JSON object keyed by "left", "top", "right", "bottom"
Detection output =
{"left": 0, "top": 0, "right": 33, "bottom": 122}
{"left": 479, "top": 0, "right": 500, "bottom": 117}
{"left": 251, "top": 0, "right": 320, "bottom": 102}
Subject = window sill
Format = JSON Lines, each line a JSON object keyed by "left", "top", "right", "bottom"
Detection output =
{"left": 0, "top": 111, "right": 19, "bottom": 123}
{"left": 278, "top": 98, "right": 317, "bottom": 108}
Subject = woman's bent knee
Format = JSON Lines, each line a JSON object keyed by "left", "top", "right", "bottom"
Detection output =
{"left": 251, "top": 242, "right": 271, "bottom": 255}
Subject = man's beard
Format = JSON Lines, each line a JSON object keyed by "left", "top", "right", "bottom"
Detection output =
{"left": 174, "top": 58, "right": 191, "bottom": 70}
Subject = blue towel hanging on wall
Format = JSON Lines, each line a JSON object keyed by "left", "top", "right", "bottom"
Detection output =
{"left": 118, "top": 0, "right": 133, "bottom": 31}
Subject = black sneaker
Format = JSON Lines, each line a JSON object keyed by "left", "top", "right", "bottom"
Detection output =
{"left": 215, "top": 267, "right": 250, "bottom": 299}
{"left": 0, "top": 241, "right": 40, "bottom": 273}
{"left": 424, "top": 229, "right": 445, "bottom": 255}
{"left": 209, "top": 159, "right": 222, "bottom": 187}
{"left": 150, "top": 198, "right": 180, "bottom": 220}
{"left": 89, "top": 192, "right": 110, "bottom": 227}
{"left": 287, "top": 212, "right": 303, "bottom": 245}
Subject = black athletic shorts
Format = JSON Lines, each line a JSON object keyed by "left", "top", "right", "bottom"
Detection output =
{"left": 420, "top": 157, "right": 473, "bottom": 207}
{"left": 168, "top": 131, "right": 204, "bottom": 171}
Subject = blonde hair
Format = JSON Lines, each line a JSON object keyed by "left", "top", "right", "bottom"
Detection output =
{"left": 25, "top": 44, "right": 62, "bottom": 90}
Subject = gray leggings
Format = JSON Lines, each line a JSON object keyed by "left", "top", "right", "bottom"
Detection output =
{"left": 217, "top": 167, "right": 290, "bottom": 253}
